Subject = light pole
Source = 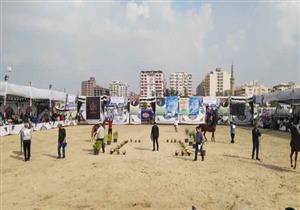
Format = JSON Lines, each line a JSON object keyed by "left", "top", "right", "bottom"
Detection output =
{"left": 29, "top": 81, "right": 32, "bottom": 117}
{"left": 3, "top": 66, "right": 12, "bottom": 120}
{"left": 49, "top": 84, "right": 52, "bottom": 119}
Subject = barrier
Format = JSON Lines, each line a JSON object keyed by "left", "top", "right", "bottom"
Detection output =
{"left": 9, "top": 124, "right": 25, "bottom": 135}
{"left": 0, "top": 125, "right": 10, "bottom": 136}
{"left": 0, "top": 120, "right": 78, "bottom": 137}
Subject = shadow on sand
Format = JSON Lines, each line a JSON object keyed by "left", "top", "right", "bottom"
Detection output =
{"left": 42, "top": 154, "right": 58, "bottom": 159}
{"left": 173, "top": 155, "right": 193, "bottom": 162}
{"left": 10, "top": 155, "right": 24, "bottom": 161}
{"left": 82, "top": 148, "right": 94, "bottom": 155}
{"left": 223, "top": 154, "right": 296, "bottom": 173}
{"left": 222, "top": 154, "right": 251, "bottom": 161}
{"left": 134, "top": 147, "right": 153, "bottom": 151}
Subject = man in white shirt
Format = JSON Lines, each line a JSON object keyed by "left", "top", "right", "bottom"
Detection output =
{"left": 20, "top": 123, "right": 33, "bottom": 161}
{"left": 96, "top": 123, "right": 106, "bottom": 153}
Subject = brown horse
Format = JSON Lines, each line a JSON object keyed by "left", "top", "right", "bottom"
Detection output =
{"left": 289, "top": 123, "right": 300, "bottom": 169}
{"left": 199, "top": 115, "right": 217, "bottom": 142}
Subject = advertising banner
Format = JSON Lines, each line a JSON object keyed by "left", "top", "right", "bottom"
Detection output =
{"left": 180, "top": 96, "right": 205, "bottom": 124}
{"left": 86, "top": 97, "right": 101, "bottom": 120}
{"left": 105, "top": 96, "right": 129, "bottom": 124}
{"left": 129, "top": 96, "right": 141, "bottom": 124}
{"left": 155, "top": 96, "right": 178, "bottom": 124}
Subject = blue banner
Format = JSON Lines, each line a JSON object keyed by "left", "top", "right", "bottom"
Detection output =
{"left": 189, "top": 96, "right": 200, "bottom": 116}
{"left": 166, "top": 96, "right": 179, "bottom": 118}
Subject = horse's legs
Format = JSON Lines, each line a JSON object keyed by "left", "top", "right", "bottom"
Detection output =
{"left": 211, "top": 131, "right": 215, "bottom": 142}
{"left": 290, "top": 148, "right": 295, "bottom": 168}
{"left": 203, "top": 131, "right": 207, "bottom": 141}
{"left": 294, "top": 151, "right": 298, "bottom": 169}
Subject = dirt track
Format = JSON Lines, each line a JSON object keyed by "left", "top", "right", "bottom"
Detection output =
{"left": 1, "top": 125, "right": 299, "bottom": 210}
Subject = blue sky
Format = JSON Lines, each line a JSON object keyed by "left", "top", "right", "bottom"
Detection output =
{"left": 1, "top": 0, "right": 299, "bottom": 94}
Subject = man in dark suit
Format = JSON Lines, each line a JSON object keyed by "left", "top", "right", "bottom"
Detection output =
{"left": 151, "top": 122, "right": 159, "bottom": 151}
{"left": 57, "top": 124, "right": 67, "bottom": 159}
{"left": 252, "top": 123, "right": 261, "bottom": 160}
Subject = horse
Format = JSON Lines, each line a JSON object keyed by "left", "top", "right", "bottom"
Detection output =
{"left": 199, "top": 114, "right": 218, "bottom": 142}
{"left": 288, "top": 123, "right": 300, "bottom": 169}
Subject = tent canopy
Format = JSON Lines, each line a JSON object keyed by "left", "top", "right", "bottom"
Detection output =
{"left": 0, "top": 81, "right": 68, "bottom": 101}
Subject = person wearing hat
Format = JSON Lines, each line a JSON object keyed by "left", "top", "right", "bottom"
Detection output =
{"left": 57, "top": 124, "right": 67, "bottom": 158}
{"left": 20, "top": 123, "right": 33, "bottom": 161}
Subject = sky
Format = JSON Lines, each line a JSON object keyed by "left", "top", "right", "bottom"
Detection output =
{"left": 1, "top": 0, "right": 299, "bottom": 94}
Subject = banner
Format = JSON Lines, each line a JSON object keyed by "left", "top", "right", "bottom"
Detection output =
{"left": 203, "top": 97, "right": 217, "bottom": 107}
{"left": 180, "top": 96, "right": 205, "bottom": 124}
{"left": 179, "top": 98, "right": 189, "bottom": 115}
{"left": 140, "top": 101, "right": 154, "bottom": 124}
{"left": 129, "top": 96, "right": 141, "bottom": 124}
{"left": 105, "top": 96, "right": 129, "bottom": 124}
{"left": 155, "top": 96, "right": 178, "bottom": 124}
{"left": 86, "top": 97, "right": 101, "bottom": 120}
{"left": 231, "top": 103, "right": 253, "bottom": 125}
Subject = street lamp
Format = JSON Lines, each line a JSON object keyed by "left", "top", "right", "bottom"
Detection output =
{"left": 49, "top": 84, "right": 52, "bottom": 118}
{"left": 28, "top": 81, "right": 33, "bottom": 117}
{"left": 3, "top": 66, "right": 12, "bottom": 120}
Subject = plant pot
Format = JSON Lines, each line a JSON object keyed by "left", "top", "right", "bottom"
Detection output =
{"left": 174, "top": 139, "right": 176, "bottom": 143}
{"left": 185, "top": 138, "right": 189, "bottom": 143}
{"left": 122, "top": 150, "right": 126, "bottom": 155}
{"left": 181, "top": 150, "right": 185, "bottom": 156}
{"left": 171, "top": 140, "right": 173, "bottom": 143}
{"left": 107, "top": 141, "right": 111, "bottom": 145}
{"left": 166, "top": 139, "right": 169, "bottom": 143}
{"left": 201, "top": 150, "right": 206, "bottom": 156}
{"left": 138, "top": 140, "right": 141, "bottom": 143}
{"left": 189, "top": 141, "right": 193, "bottom": 146}
{"left": 130, "top": 139, "right": 133, "bottom": 142}
{"left": 94, "top": 149, "right": 100, "bottom": 155}
{"left": 110, "top": 149, "right": 114, "bottom": 154}
{"left": 175, "top": 151, "right": 178, "bottom": 156}
{"left": 116, "top": 149, "right": 120, "bottom": 155}
{"left": 113, "top": 139, "right": 117, "bottom": 143}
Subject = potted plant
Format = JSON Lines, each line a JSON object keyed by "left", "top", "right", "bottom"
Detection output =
{"left": 106, "top": 134, "right": 112, "bottom": 145}
{"left": 93, "top": 141, "right": 101, "bottom": 155}
{"left": 113, "top": 131, "right": 118, "bottom": 143}
{"left": 185, "top": 128, "right": 189, "bottom": 143}
{"left": 189, "top": 131, "right": 196, "bottom": 146}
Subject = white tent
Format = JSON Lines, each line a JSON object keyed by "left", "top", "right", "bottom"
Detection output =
{"left": 0, "top": 81, "right": 67, "bottom": 101}
{"left": 263, "top": 88, "right": 300, "bottom": 104}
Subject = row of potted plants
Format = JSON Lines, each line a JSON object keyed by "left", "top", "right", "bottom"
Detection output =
{"left": 175, "top": 141, "right": 191, "bottom": 156}
{"left": 93, "top": 131, "right": 119, "bottom": 155}
{"left": 110, "top": 140, "right": 128, "bottom": 155}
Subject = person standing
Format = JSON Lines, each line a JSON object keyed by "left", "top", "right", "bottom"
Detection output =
{"left": 230, "top": 122, "right": 236, "bottom": 144}
{"left": 20, "top": 123, "right": 32, "bottom": 161}
{"left": 174, "top": 120, "right": 178, "bottom": 132}
{"left": 194, "top": 126, "right": 204, "bottom": 161}
{"left": 57, "top": 124, "right": 67, "bottom": 159}
{"left": 96, "top": 123, "right": 106, "bottom": 153}
{"left": 252, "top": 123, "right": 261, "bottom": 160}
{"left": 151, "top": 122, "right": 159, "bottom": 151}
{"left": 91, "top": 123, "right": 100, "bottom": 142}
{"left": 108, "top": 116, "right": 113, "bottom": 136}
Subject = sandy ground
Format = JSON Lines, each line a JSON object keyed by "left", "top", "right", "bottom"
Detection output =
{"left": 0, "top": 124, "right": 299, "bottom": 210}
